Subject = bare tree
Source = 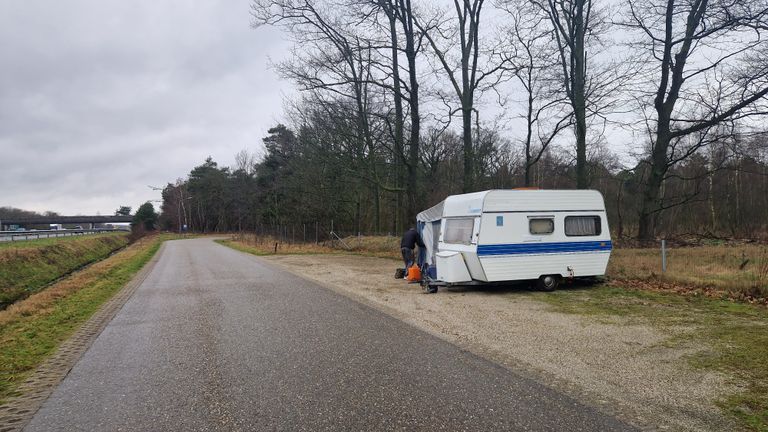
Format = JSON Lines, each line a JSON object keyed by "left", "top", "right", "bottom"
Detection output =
{"left": 358, "top": 0, "right": 424, "bottom": 225}
{"left": 396, "top": 0, "right": 423, "bottom": 223}
{"left": 531, "top": 0, "right": 593, "bottom": 188}
{"left": 530, "top": 0, "right": 625, "bottom": 189}
{"left": 235, "top": 149, "right": 258, "bottom": 175}
{"left": 501, "top": 1, "right": 572, "bottom": 186}
{"left": 624, "top": 0, "right": 768, "bottom": 240}
{"left": 414, "top": 0, "right": 512, "bottom": 192}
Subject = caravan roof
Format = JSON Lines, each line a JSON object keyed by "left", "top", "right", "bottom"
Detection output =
{"left": 442, "top": 190, "right": 606, "bottom": 217}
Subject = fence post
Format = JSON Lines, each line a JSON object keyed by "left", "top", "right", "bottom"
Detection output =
{"left": 661, "top": 239, "right": 667, "bottom": 273}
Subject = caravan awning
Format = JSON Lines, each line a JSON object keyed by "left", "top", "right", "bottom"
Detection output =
{"left": 416, "top": 200, "right": 444, "bottom": 267}
{"left": 416, "top": 200, "right": 444, "bottom": 223}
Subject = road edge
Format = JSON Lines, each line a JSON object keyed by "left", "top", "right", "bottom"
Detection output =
{"left": 0, "top": 243, "right": 167, "bottom": 432}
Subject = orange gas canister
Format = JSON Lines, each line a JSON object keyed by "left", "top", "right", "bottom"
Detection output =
{"left": 406, "top": 264, "right": 422, "bottom": 281}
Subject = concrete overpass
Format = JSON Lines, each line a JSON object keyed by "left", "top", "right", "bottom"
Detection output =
{"left": 0, "top": 215, "right": 133, "bottom": 230}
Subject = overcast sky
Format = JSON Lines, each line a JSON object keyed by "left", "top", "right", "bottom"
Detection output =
{"left": 0, "top": 0, "right": 292, "bottom": 215}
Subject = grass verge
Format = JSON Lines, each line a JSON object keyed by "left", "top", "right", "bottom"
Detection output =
{"left": 609, "top": 245, "right": 768, "bottom": 303}
{"left": 529, "top": 285, "right": 768, "bottom": 431}
{"left": 0, "top": 233, "right": 175, "bottom": 404}
{"left": 0, "top": 233, "right": 130, "bottom": 308}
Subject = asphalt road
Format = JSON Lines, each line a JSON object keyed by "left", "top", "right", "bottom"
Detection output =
{"left": 25, "top": 238, "right": 636, "bottom": 431}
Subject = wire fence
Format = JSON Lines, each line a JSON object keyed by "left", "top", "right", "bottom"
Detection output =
{"left": 609, "top": 240, "right": 768, "bottom": 298}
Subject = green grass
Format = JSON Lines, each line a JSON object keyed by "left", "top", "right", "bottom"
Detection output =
{"left": 529, "top": 284, "right": 768, "bottom": 431}
{"left": 0, "top": 233, "right": 130, "bottom": 308}
{"left": 0, "top": 232, "right": 123, "bottom": 250}
{"left": 0, "top": 234, "right": 173, "bottom": 404}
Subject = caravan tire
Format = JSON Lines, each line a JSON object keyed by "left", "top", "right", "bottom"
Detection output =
{"left": 537, "top": 275, "right": 559, "bottom": 292}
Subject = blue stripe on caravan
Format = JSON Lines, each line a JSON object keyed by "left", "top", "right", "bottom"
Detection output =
{"left": 477, "top": 241, "right": 612, "bottom": 256}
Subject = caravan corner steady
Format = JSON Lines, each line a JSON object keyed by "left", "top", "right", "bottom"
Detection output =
{"left": 416, "top": 189, "right": 612, "bottom": 293}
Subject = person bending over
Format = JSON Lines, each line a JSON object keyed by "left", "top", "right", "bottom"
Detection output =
{"left": 400, "top": 227, "right": 424, "bottom": 277}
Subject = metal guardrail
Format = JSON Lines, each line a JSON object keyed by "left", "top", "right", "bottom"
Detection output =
{"left": 0, "top": 228, "right": 128, "bottom": 242}
{"left": 0, "top": 215, "right": 134, "bottom": 225}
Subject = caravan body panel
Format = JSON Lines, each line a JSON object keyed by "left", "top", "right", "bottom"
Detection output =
{"left": 477, "top": 208, "right": 611, "bottom": 282}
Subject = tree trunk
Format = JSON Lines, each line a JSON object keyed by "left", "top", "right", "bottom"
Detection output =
{"left": 402, "top": 0, "right": 420, "bottom": 225}
{"left": 462, "top": 103, "right": 474, "bottom": 192}
{"left": 708, "top": 168, "right": 716, "bottom": 233}
{"left": 525, "top": 163, "right": 532, "bottom": 187}
{"left": 574, "top": 107, "right": 588, "bottom": 188}
{"left": 572, "top": 10, "right": 588, "bottom": 189}
{"left": 616, "top": 179, "right": 624, "bottom": 238}
{"left": 387, "top": 6, "right": 405, "bottom": 233}
{"left": 374, "top": 183, "right": 381, "bottom": 234}
{"left": 638, "top": 130, "right": 670, "bottom": 241}
{"left": 524, "top": 76, "right": 534, "bottom": 187}
{"left": 406, "top": 93, "right": 419, "bottom": 221}
{"left": 355, "top": 194, "right": 361, "bottom": 235}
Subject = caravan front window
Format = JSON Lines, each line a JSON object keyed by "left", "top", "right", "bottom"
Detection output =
{"left": 443, "top": 218, "right": 474, "bottom": 244}
{"left": 529, "top": 218, "right": 554, "bottom": 235}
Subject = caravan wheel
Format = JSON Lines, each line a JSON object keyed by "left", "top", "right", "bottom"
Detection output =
{"left": 537, "top": 275, "right": 559, "bottom": 292}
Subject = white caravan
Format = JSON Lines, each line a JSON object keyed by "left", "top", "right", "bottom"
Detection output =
{"left": 416, "top": 189, "right": 612, "bottom": 292}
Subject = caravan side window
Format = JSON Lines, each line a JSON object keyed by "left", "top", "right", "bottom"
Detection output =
{"left": 443, "top": 218, "right": 474, "bottom": 244}
{"left": 565, "top": 216, "right": 601, "bottom": 236}
{"left": 529, "top": 218, "right": 554, "bottom": 235}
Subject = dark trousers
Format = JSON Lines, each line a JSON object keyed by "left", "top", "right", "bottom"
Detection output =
{"left": 401, "top": 247, "right": 414, "bottom": 271}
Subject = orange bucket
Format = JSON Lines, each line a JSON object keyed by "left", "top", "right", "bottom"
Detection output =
{"left": 407, "top": 264, "right": 421, "bottom": 281}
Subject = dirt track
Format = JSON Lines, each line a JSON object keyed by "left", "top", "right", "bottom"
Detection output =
{"left": 264, "top": 253, "right": 737, "bottom": 432}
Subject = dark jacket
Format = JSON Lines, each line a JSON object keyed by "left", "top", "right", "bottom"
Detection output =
{"left": 401, "top": 228, "right": 425, "bottom": 249}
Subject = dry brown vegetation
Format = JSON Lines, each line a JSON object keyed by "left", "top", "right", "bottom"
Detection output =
{"left": 610, "top": 245, "right": 768, "bottom": 304}
{"left": 226, "top": 233, "right": 401, "bottom": 260}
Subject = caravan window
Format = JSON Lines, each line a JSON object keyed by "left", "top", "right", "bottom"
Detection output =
{"left": 529, "top": 218, "right": 554, "bottom": 235}
{"left": 565, "top": 216, "right": 601, "bottom": 236}
{"left": 443, "top": 218, "right": 474, "bottom": 244}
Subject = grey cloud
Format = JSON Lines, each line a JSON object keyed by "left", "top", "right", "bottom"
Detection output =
{"left": 0, "top": 0, "right": 291, "bottom": 214}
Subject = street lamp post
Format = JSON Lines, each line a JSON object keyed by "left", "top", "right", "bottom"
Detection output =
{"left": 178, "top": 193, "right": 192, "bottom": 234}
{"left": 148, "top": 184, "right": 192, "bottom": 234}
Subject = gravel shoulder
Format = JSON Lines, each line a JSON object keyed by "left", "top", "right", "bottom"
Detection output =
{"left": 263, "top": 253, "right": 738, "bottom": 432}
